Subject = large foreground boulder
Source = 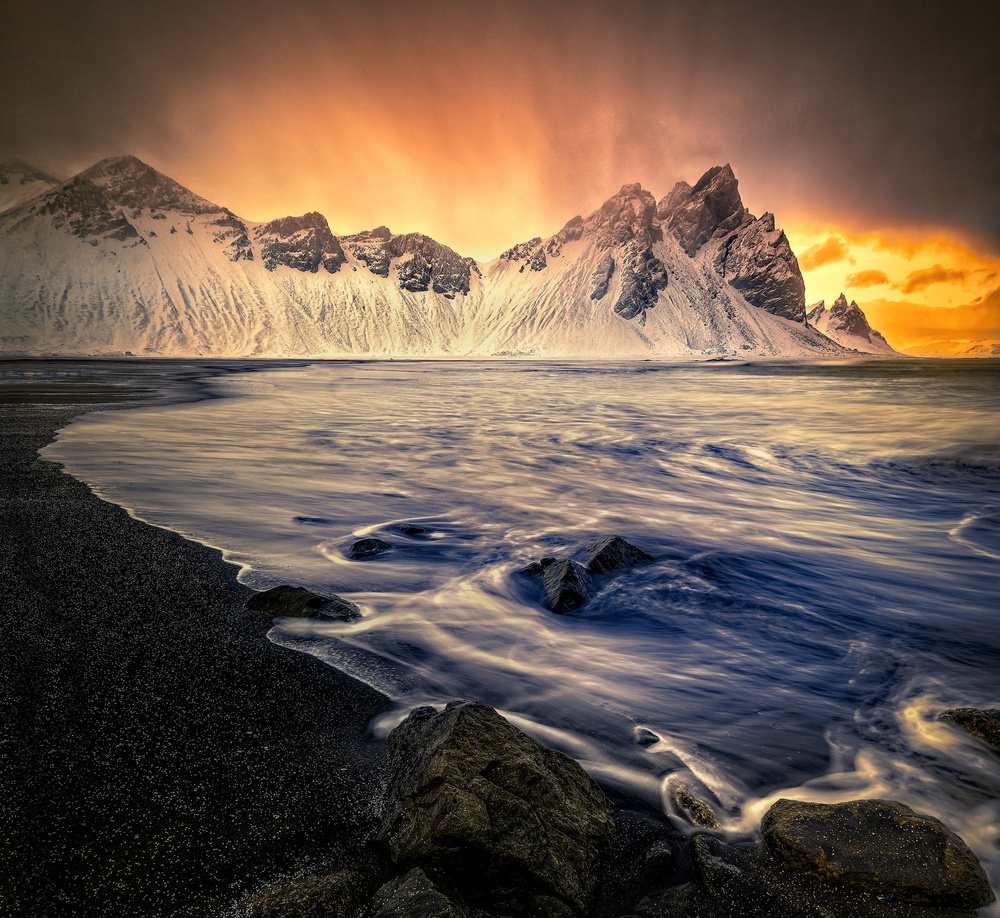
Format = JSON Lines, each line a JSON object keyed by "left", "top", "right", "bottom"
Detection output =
{"left": 761, "top": 798, "right": 994, "bottom": 909}
{"left": 377, "top": 702, "right": 614, "bottom": 917}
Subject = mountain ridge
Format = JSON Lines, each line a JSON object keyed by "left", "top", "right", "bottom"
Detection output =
{"left": 0, "top": 155, "right": 894, "bottom": 358}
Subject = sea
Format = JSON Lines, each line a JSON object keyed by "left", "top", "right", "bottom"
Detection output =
{"left": 44, "top": 358, "right": 1000, "bottom": 904}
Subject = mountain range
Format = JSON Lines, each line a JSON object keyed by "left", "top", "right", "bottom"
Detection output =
{"left": 0, "top": 156, "right": 897, "bottom": 358}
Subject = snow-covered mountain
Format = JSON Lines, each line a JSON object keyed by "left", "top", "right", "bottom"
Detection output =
{"left": 0, "top": 159, "right": 61, "bottom": 214}
{"left": 0, "top": 155, "right": 861, "bottom": 358}
{"left": 806, "top": 293, "right": 899, "bottom": 355}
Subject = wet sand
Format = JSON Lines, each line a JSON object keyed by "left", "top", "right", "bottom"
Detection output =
{"left": 0, "top": 360, "right": 390, "bottom": 917}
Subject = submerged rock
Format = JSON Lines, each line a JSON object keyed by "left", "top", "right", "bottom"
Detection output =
{"left": 522, "top": 557, "right": 594, "bottom": 614}
{"left": 540, "top": 558, "right": 594, "bottom": 614}
{"left": 244, "top": 584, "right": 361, "bottom": 620}
{"left": 371, "top": 868, "right": 469, "bottom": 918}
{"left": 377, "top": 701, "right": 613, "bottom": 917}
{"left": 584, "top": 535, "right": 655, "bottom": 576}
{"left": 939, "top": 707, "right": 1000, "bottom": 753}
{"left": 668, "top": 783, "right": 721, "bottom": 830}
{"left": 396, "top": 524, "right": 427, "bottom": 536}
{"left": 349, "top": 538, "right": 392, "bottom": 559}
{"left": 761, "top": 798, "right": 995, "bottom": 909}
{"left": 237, "top": 869, "right": 368, "bottom": 918}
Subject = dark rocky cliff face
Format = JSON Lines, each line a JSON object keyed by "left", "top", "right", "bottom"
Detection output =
{"left": 344, "top": 228, "right": 473, "bottom": 297}
{"left": 584, "top": 185, "right": 668, "bottom": 323}
{"left": 254, "top": 212, "right": 346, "bottom": 274}
{"left": 714, "top": 213, "right": 806, "bottom": 322}
{"left": 79, "top": 156, "right": 220, "bottom": 216}
{"left": 658, "top": 165, "right": 806, "bottom": 323}
{"left": 657, "top": 164, "right": 748, "bottom": 258}
{"left": 29, "top": 177, "right": 141, "bottom": 243}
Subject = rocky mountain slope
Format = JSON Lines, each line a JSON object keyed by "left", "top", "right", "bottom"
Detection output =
{"left": 0, "top": 159, "right": 61, "bottom": 213}
{"left": 807, "top": 293, "right": 898, "bottom": 355}
{"left": 0, "top": 156, "right": 889, "bottom": 358}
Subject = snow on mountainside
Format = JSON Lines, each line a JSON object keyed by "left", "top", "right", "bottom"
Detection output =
{"left": 806, "top": 293, "right": 899, "bottom": 355}
{"left": 0, "top": 155, "right": 857, "bottom": 358}
{"left": 0, "top": 159, "right": 61, "bottom": 214}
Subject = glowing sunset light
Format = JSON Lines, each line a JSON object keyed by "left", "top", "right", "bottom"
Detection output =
{"left": 2, "top": 0, "right": 998, "bottom": 343}
{"left": 785, "top": 226, "right": 1000, "bottom": 353}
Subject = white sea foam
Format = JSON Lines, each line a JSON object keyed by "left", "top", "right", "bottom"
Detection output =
{"left": 45, "top": 358, "right": 1000, "bottom": 910}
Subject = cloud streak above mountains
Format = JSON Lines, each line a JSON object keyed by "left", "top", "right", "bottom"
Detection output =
{"left": 2, "top": 0, "right": 998, "bottom": 261}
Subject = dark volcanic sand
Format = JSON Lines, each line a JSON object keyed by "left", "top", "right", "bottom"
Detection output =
{"left": 0, "top": 360, "right": 390, "bottom": 918}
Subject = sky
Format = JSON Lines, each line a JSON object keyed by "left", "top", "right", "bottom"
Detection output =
{"left": 2, "top": 0, "right": 999, "bottom": 352}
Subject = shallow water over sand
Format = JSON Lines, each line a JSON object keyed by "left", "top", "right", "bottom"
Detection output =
{"left": 46, "top": 358, "right": 1000, "bottom": 905}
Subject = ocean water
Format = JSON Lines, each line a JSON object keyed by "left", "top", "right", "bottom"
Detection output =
{"left": 46, "top": 358, "right": 1000, "bottom": 902}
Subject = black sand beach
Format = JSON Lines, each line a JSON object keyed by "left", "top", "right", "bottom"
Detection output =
{"left": 0, "top": 360, "right": 390, "bottom": 917}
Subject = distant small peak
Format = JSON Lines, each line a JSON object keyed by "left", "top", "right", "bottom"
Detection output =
{"left": 832, "top": 292, "right": 850, "bottom": 310}
{"left": 369, "top": 225, "right": 392, "bottom": 240}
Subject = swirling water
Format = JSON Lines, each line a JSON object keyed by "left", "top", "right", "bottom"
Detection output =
{"left": 46, "top": 359, "right": 1000, "bottom": 902}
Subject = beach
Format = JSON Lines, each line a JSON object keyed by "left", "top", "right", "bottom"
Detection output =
{"left": 0, "top": 360, "right": 391, "bottom": 917}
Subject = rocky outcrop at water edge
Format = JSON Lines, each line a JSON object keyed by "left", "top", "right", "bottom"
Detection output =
{"left": 376, "top": 701, "right": 614, "bottom": 918}
{"left": 244, "top": 584, "right": 361, "bottom": 620}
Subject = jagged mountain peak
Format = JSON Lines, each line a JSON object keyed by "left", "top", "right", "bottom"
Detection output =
{"left": 658, "top": 163, "right": 748, "bottom": 257}
{"left": 580, "top": 181, "right": 660, "bottom": 251}
{"left": 827, "top": 292, "right": 872, "bottom": 336}
{"left": 77, "top": 154, "right": 221, "bottom": 216}
{"left": 254, "top": 211, "right": 345, "bottom": 275}
{"left": 807, "top": 293, "right": 896, "bottom": 354}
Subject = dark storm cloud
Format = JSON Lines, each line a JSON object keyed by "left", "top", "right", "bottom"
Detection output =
{"left": 2, "top": 0, "right": 999, "bottom": 254}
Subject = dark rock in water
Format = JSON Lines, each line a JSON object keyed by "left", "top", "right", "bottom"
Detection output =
{"left": 585, "top": 535, "right": 655, "bottom": 576}
{"left": 522, "top": 557, "right": 594, "bottom": 614}
{"left": 939, "top": 707, "right": 1000, "bottom": 753}
{"left": 371, "top": 868, "right": 469, "bottom": 918}
{"left": 668, "top": 783, "right": 721, "bottom": 830}
{"left": 377, "top": 701, "right": 614, "bottom": 917}
{"left": 245, "top": 584, "right": 361, "bottom": 620}
{"left": 349, "top": 538, "right": 392, "bottom": 559}
{"left": 397, "top": 524, "right": 427, "bottom": 536}
{"left": 632, "top": 726, "right": 660, "bottom": 748}
{"left": 761, "top": 798, "right": 995, "bottom": 908}
{"left": 237, "top": 869, "right": 368, "bottom": 918}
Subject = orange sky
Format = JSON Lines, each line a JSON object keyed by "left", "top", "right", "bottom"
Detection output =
{"left": 2, "top": 1, "right": 999, "bottom": 346}
{"left": 786, "top": 227, "right": 1000, "bottom": 353}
